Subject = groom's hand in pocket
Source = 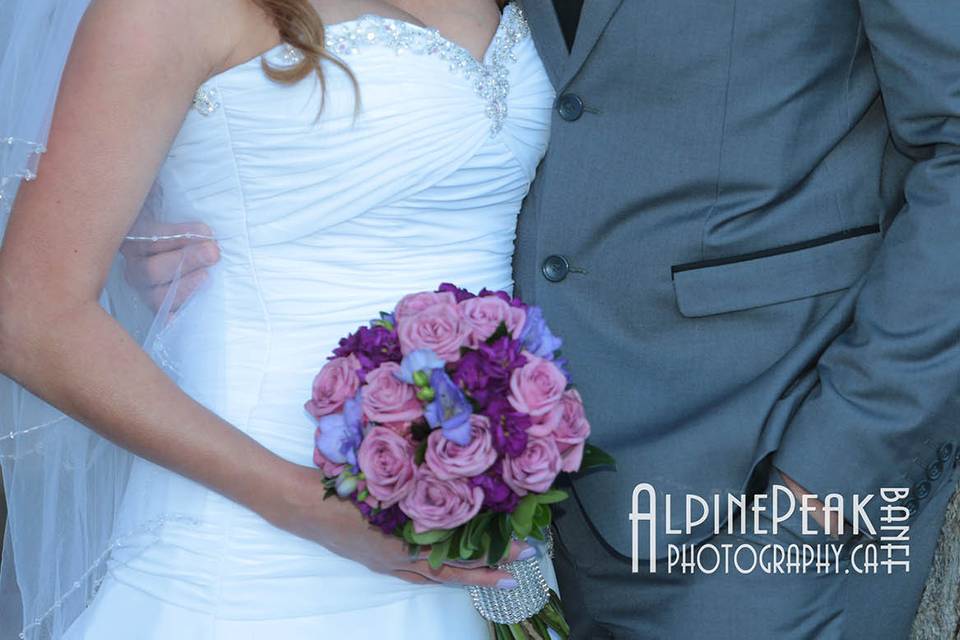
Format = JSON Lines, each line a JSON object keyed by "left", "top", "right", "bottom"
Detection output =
{"left": 774, "top": 466, "right": 847, "bottom": 537}
{"left": 121, "top": 220, "right": 220, "bottom": 313}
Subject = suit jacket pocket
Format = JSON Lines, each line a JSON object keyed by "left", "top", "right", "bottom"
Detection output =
{"left": 671, "top": 225, "right": 882, "bottom": 318}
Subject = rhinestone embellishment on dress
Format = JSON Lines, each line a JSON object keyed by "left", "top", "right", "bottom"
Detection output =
{"left": 192, "top": 85, "right": 221, "bottom": 116}
{"left": 324, "top": 3, "right": 529, "bottom": 135}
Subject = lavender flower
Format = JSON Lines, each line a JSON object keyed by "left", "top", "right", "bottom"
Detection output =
{"left": 519, "top": 306, "right": 563, "bottom": 359}
{"left": 424, "top": 370, "right": 473, "bottom": 445}
{"left": 315, "top": 392, "right": 364, "bottom": 467}
{"left": 396, "top": 348, "right": 446, "bottom": 385}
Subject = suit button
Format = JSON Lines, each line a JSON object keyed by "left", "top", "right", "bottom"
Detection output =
{"left": 904, "top": 499, "right": 919, "bottom": 517}
{"left": 914, "top": 481, "right": 931, "bottom": 500}
{"left": 542, "top": 255, "right": 570, "bottom": 282}
{"left": 927, "top": 460, "right": 944, "bottom": 481}
{"left": 938, "top": 443, "right": 953, "bottom": 462}
{"left": 556, "top": 94, "right": 584, "bottom": 121}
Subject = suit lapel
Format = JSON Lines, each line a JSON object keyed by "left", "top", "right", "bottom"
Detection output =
{"left": 561, "top": 0, "right": 625, "bottom": 86}
{"left": 517, "top": 0, "right": 569, "bottom": 89}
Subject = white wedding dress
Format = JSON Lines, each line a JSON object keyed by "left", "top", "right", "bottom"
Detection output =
{"left": 64, "top": 5, "right": 554, "bottom": 638}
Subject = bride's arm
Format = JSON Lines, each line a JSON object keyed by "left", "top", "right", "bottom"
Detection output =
{"left": 0, "top": 0, "right": 519, "bottom": 589}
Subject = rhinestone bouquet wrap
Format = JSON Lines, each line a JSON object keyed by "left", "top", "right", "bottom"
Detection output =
{"left": 467, "top": 530, "right": 553, "bottom": 625}
{"left": 306, "top": 284, "right": 614, "bottom": 640}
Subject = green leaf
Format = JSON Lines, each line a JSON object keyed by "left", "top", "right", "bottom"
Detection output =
{"left": 533, "top": 489, "right": 569, "bottom": 505}
{"left": 494, "top": 623, "right": 512, "bottom": 640}
{"left": 510, "top": 495, "right": 539, "bottom": 539}
{"left": 414, "top": 439, "right": 428, "bottom": 465}
{"left": 508, "top": 623, "right": 528, "bottom": 640}
{"left": 322, "top": 487, "right": 337, "bottom": 501}
{"left": 485, "top": 321, "right": 510, "bottom": 344}
{"left": 532, "top": 503, "right": 552, "bottom": 531}
{"left": 402, "top": 521, "right": 453, "bottom": 546}
{"left": 577, "top": 444, "right": 617, "bottom": 471}
{"left": 467, "top": 512, "right": 495, "bottom": 548}
{"left": 487, "top": 518, "right": 510, "bottom": 565}
{"left": 410, "top": 420, "right": 431, "bottom": 442}
{"left": 446, "top": 529, "right": 464, "bottom": 562}
{"left": 458, "top": 520, "right": 482, "bottom": 559}
{"left": 428, "top": 536, "right": 451, "bottom": 570}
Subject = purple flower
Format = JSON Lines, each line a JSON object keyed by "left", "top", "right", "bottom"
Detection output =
{"left": 424, "top": 369, "right": 473, "bottom": 445}
{"left": 470, "top": 461, "right": 521, "bottom": 513}
{"left": 333, "top": 325, "right": 402, "bottom": 381}
{"left": 396, "top": 349, "right": 446, "bottom": 384}
{"left": 479, "top": 337, "right": 528, "bottom": 376}
{"left": 371, "top": 503, "right": 409, "bottom": 534}
{"left": 450, "top": 350, "right": 493, "bottom": 394}
{"left": 354, "top": 500, "right": 409, "bottom": 535}
{"left": 315, "top": 392, "right": 364, "bottom": 467}
{"left": 519, "top": 306, "right": 563, "bottom": 360}
{"left": 484, "top": 397, "right": 531, "bottom": 458}
{"left": 437, "top": 283, "right": 476, "bottom": 303}
{"left": 451, "top": 338, "right": 526, "bottom": 411}
{"left": 478, "top": 288, "right": 525, "bottom": 309}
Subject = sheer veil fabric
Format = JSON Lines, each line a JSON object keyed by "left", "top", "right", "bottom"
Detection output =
{"left": 1, "top": 2, "right": 209, "bottom": 637}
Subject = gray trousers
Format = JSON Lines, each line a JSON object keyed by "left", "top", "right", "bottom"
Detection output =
{"left": 553, "top": 470, "right": 954, "bottom": 639}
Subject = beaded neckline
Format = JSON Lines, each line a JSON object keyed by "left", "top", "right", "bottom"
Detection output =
{"left": 323, "top": 4, "right": 529, "bottom": 135}
{"left": 192, "top": 4, "right": 530, "bottom": 136}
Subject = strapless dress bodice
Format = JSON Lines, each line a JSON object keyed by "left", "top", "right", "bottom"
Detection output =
{"left": 66, "top": 6, "right": 555, "bottom": 637}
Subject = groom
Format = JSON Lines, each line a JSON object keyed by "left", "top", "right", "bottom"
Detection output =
{"left": 508, "top": 1, "right": 960, "bottom": 638}
{"left": 126, "top": 1, "right": 959, "bottom": 637}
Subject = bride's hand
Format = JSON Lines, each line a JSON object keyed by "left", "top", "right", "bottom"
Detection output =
{"left": 120, "top": 219, "right": 220, "bottom": 313}
{"left": 263, "top": 463, "right": 529, "bottom": 590}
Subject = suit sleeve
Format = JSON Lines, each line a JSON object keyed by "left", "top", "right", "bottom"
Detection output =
{"left": 772, "top": 0, "right": 960, "bottom": 533}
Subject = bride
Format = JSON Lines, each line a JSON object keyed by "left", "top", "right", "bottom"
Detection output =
{"left": 0, "top": 0, "right": 554, "bottom": 637}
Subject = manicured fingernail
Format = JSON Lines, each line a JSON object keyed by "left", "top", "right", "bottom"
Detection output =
{"left": 496, "top": 578, "right": 518, "bottom": 590}
{"left": 517, "top": 546, "right": 538, "bottom": 561}
{"left": 201, "top": 243, "right": 219, "bottom": 264}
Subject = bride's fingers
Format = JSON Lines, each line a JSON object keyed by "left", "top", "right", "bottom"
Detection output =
{"left": 148, "top": 268, "right": 208, "bottom": 313}
{"left": 504, "top": 539, "right": 539, "bottom": 563}
{"left": 124, "top": 241, "right": 220, "bottom": 288}
{"left": 390, "top": 569, "right": 435, "bottom": 585}
{"left": 121, "top": 222, "right": 216, "bottom": 257}
{"left": 418, "top": 562, "right": 518, "bottom": 590}
{"left": 413, "top": 539, "right": 538, "bottom": 569}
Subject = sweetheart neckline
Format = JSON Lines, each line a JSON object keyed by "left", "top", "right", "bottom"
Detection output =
{"left": 209, "top": 3, "right": 515, "bottom": 84}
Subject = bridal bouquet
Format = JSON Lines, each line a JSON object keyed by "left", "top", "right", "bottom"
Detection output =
{"left": 306, "top": 284, "right": 613, "bottom": 640}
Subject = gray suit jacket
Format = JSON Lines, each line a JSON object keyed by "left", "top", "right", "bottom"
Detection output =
{"left": 514, "top": 0, "right": 960, "bottom": 559}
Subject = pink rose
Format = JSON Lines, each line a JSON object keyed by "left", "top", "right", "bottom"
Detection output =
{"left": 395, "top": 291, "right": 457, "bottom": 323}
{"left": 357, "top": 426, "right": 416, "bottom": 507}
{"left": 553, "top": 389, "right": 591, "bottom": 472}
{"left": 508, "top": 354, "right": 567, "bottom": 417}
{"left": 305, "top": 355, "right": 360, "bottom": 419}
{"left": 400, "top": 467, "right": 484, "bottom": 533}
{"left": 425, "top": 415, "right": 498, "bottom": 480}
{"left": 502, "top": 436, "right": 562, "bottom": 496}
{"left": 527, "top": 403, "right": 562, "bottom": 438}
{"left": 362, "top": 362, "right": 423, "bottom": 424}
{"left": 458, "top": 296, "right": 527, "bottom": 347}
{"left": 313, "top": 442, "right": 346, "bottom": 478}
{"left": 397, "top": 302, "right": 470, "bottom": 362}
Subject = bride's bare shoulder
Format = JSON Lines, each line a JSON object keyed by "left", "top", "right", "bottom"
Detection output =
{"left": 76, "top": 0, "right": 262, "bottom": 81}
